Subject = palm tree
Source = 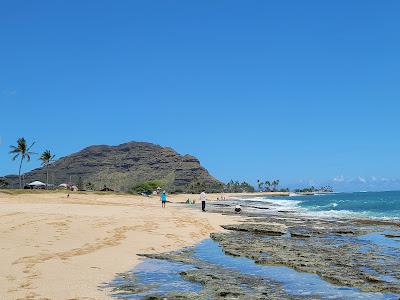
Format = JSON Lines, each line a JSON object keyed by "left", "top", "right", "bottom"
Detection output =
{"left": 257, "top": 180, "right": 264, "bottom": 192}
{"left": 271, "top": 180, "right": 277, "bottom": 191}
{"left": 9, "top": 138, "right": 36, "bottom": 189}
{"left": 265, "top": 181, "right": 271, "bottom": 192}
{"left": 40, "top": 150, "right": 55, "bottom": 189}
{"left": 275, "top": 179, "right": 280, "bottom": 191}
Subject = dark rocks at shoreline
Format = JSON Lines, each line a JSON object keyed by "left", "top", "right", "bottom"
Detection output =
{"left": 110, "top": 272, "right": 156, "bottom": 296}
{"left": 353, "top": 219, "right": 400, "bottom": 227}
{"left": 117, "top": 249, "right": 317, "bottom": 300}
{"left": 211, "top": 218, "right": 400, "bottom": 295}
{"left": 178, "top": 268, "right": 316, "bottom": 300}
{"left": 221, "top": 224, "right": 286, "bottom": 236}
{"left": 385, "top": 234, "right": 400, "bottom": 238}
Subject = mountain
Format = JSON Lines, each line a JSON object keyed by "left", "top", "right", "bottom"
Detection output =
{"left": 4, "top": 142, "right": 223, "bottom": 192}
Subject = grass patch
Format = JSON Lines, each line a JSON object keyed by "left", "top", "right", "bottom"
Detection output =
{"left": 92, "top": 191, "right": 128, "bottom": 195}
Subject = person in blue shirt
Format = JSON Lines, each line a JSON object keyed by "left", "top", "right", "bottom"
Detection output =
{"left": 161, "top": 191, "right": 167, "bottom": 208}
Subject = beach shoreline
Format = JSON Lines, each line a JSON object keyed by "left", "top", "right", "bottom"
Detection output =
{"left": 1, "top": 190, "right": 399, "bottom": 299}
{"left": 110, "top": 196, "right": 400, "bottom": 299}
{"left": 0, "top": 191, "right": 239, "bottom": 300}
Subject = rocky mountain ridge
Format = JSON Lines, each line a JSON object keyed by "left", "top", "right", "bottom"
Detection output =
{"left": 4, "top": 142, "right": 223, "bottom": 192}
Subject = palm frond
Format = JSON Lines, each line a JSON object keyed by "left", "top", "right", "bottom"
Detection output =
{"left": 9, "top": 146, "right": 19, "bottom": 154}
{"left": 40, "top": 150, "right": 55, "bottom": 165}
{"left": 26, "top": 149, "right": 37, "bottom": 162}
{"left": 27, "top": 142, "right": 35, "bottom": 151}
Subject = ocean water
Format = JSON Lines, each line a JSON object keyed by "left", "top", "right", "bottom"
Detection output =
{"left": 241, "top": 191, "right": 400, "bottom": 219}
{"left": 107, "top": 259, "right": 202, "bottom": 299}
{"left": 193, "top": 239, "right": 399, "bottom": 299}
{"left": 108, "top": 240, "right": 399, "bottom": 299}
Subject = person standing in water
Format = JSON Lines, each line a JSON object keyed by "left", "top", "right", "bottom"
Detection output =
{"left": 200, "top": 191, "right": 206, "bottom": 212}
{"left": 161, "top": 191, "right": 167, "bottom": 208}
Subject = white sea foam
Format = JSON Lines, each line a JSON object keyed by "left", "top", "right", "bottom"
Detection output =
{"left": 302, "top": 209, "right": 368, "bottom": 219}
{"left": 289, "top": 193, "right": 301, "bottom": 197}
{"left": 313, "top": 193, "right": 330, "bottom": 196}
{"left": 303, "top": 209, "right": 400, "bottom": 221}
{"left": 234, "top": 195, "right": 400, "bottom": 221}
{"left": 264, "top": 198, "right": 302, "bottom": 209}
{"left": 239, "top": 197, "right": 302, "bottom": 212}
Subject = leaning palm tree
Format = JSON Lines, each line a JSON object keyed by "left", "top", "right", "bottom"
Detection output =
{"left": 40, "top": 150, "right": 55, "bottom": 189}
{"left": 9, "top": 138, "right": 36, "bottom": 189}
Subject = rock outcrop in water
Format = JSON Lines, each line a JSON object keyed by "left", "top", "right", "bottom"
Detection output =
{"left": 5, "top": 142, "right": 223, "bottom": 192}
{"left": 208, "top": 204, "right": 400, "bottom": 295}
{"left": 109, "top": 247, "right": 315, "bottom": 300}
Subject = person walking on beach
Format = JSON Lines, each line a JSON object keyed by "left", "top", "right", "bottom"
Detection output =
{"left": 161, "top": 191, "right": 167, "bottom": 208}
{"left": 200, "top": 191, "right": 206, "bottom": 212}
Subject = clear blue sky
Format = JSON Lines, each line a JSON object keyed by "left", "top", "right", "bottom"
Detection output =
{"left": 1, "top": 1, "right": 400, "bottom": 190}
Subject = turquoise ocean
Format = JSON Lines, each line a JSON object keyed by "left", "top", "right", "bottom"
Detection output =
{"left": 242, "top": 191, "right": 400, "bottom": 219}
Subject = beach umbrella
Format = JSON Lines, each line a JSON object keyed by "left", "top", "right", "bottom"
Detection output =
{"left": 28, "top": 181, "right": 46, "bottom": 187}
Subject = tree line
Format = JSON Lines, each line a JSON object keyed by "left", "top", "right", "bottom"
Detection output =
{"left": 257, "top": 179, "right": 289, "bottom": 192}
{"left": 224, "top": 180, "right": 255, "bottom": 193}
{"left": 294, "top": 186, "right": 333, "bottom": 193}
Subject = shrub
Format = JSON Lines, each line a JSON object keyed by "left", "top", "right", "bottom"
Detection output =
{"left": 130, "top": 180, "right": 165, "bottom": 195}
{"left": 0, "top": 178, "right": 9, "bottom": 188}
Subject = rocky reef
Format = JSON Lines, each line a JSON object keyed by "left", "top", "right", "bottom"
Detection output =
{"left": 105, "top": 202, "right": 400, "bottom": 299}
{"left": 212, "top": 218, "right": 400, "bottom": 294}
{"left": 109, "top": 247, "right": 317, "bottom": 300}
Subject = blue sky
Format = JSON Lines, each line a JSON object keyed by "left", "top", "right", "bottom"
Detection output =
{"left": 1, "top": 1, "right": 400, "bottom": 191}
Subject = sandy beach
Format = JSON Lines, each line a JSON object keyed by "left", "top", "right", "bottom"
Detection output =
{"left": 0, "top": 191, "right": 239, "bottom": 300}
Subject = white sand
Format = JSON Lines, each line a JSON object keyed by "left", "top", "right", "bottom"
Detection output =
{"left": 0, "top": 192, "right": 239, "bottom": 300}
